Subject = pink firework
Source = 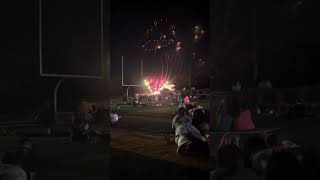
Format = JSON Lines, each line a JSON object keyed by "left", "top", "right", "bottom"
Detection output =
{"left": 144, "top": 76, "right": 175, "bottom": 95}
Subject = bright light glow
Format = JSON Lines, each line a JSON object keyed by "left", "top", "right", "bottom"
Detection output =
{"left": 144, "top": 76, "right": 175, "bottom": 95}
{"left": 162, "top": 81, "right": 175, "bottom": 92}
{"left": 144, "top": 79, "right": 148, "bottom": 86}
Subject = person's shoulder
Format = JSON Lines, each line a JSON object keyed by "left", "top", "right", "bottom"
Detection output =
{"left": 0, "top": 164, "right": 27, "bottom": 180}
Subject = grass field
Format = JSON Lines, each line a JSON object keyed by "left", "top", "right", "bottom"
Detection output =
{"left": 1, "top": 101, "right": 320, "bottom": 179}
{"left": 111, "top": 103, "right": 320, "bottom": 179}
{"left": 0, "top": 137, "right": 110, "bottom": 180}
{"left": 110, "top": 104, "right": 211, "bottom": 179}
{"left": 0, "top": 104, "right": 210, "bottom": 180}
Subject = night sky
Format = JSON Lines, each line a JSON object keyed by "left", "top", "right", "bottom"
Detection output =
{"left": 256, "top": 0, "right": 320, "bottom": 87}
{"left": 111, "top": 0, "right": 210, "bottom": 93}
{"left": 0, "top": 0, "right": 209, "bottom": 111}
{"left": 1, "top": 0, "right": 319, "bottom": 104}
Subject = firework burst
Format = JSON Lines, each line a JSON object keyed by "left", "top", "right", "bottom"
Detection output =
{"left": 144, "top": 76, "right": 175, "bottom": 95}
{"left": 142, "top": 19, "right": 177, "bottom": 54}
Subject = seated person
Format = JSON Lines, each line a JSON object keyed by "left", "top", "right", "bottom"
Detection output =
{"left": 233, "top": 109, "right": 255, "bottom": 131}
{"left": 264, "top": 151, "right": 303, "bottom": 180}
{"left": 217, "top": 113, "right": 233, "bottom": 131}
{"left": 251, "top": 134, "right": 301, "bottom": 178}
{"left": 71, "top": 110, "right": 92, "bottom": 142}
{"left": 216, "top": 100, "right": 233, "bottom": 131}
{"left": 172, "top": 107, "right": 209, "bottom": 155}
{"left": 217, "top": 99, "right": 237, "bottom": 131}
{"left": 0, "top": 162, "right": 26, "bottom": 180}
{"left": 87, "top": 106, "right": 110, "bottom": 144}
{"left": 242, "top": 135, "right": 268, "bottom": 176}
{"left": 192, "top": 108, "right": 210, "bottom": 136}
{"left": 2, "top": 139, "right": 36, "bottom": 180}
{"left": 73, "top": 101, "right": 95, "bottom": 130}
{"left": 110, "top": 112, "right": 120, "bottom": 124}
{"left": 243, "top": 136, "right": 267, "bottom": 168}
{"left": 210, "top": 144, "right": 258, "bottom": 180}
{"left": 72, "top": 112, "right": 89, "bottom": 131}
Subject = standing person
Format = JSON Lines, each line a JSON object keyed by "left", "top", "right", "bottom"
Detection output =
{"left": 110, "top": 111, "right": 120, "bottom": 125}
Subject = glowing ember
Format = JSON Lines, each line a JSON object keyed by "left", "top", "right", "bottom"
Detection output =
{"left": 144, "top": 76, "right": 175, "bottom": 95}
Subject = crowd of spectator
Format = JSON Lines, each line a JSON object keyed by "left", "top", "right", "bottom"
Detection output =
{"left": 210, "top": 132, "right": 313, "bottom": 180}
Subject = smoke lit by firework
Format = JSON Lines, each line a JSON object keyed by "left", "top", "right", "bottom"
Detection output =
{"left": 144, "top": 76, "right": 175, "bottom": 95}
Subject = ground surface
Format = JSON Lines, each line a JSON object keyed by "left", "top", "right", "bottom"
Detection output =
{"left": 111, "top": 104, "right": 320, "bottom": 179}
{"left": 1, "top": 103, "right": 320, "bottom": 179}
{"left": 110, "top": 105, "right": 211, "bottom": 179}
{"left": 0, "top": 137, "right": 109, "bottom": 180}
{"left": 0, "top": 104, "right": 210, "bottom": 180}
